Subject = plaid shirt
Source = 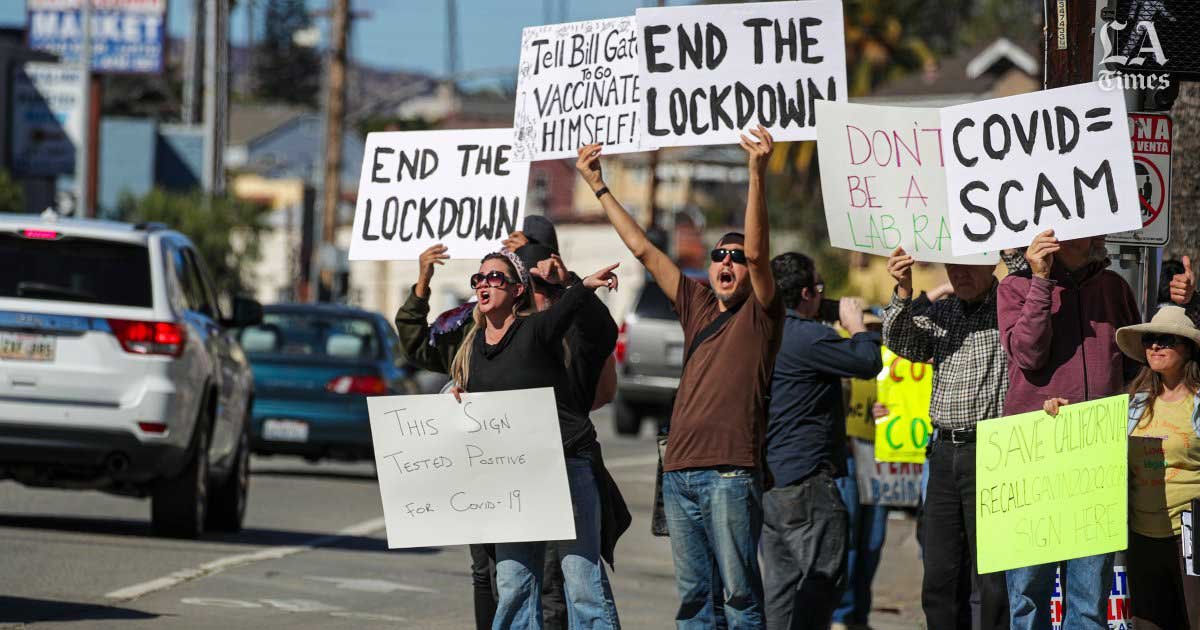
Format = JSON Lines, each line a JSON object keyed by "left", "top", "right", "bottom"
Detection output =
{"left": 882, "top": 283, "right": 1009, "bottom": 430}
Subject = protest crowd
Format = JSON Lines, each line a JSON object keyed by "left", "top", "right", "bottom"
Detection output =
{"left": 391, "top": 128, "right": 1200, "bottom": 630}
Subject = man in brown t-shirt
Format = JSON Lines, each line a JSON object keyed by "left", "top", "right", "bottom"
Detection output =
{"left": 575, "top": 127, "right": 783, "bottom": 629}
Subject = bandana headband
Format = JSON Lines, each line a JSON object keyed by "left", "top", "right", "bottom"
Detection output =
{"left": 496, "top": 248, "right": 531, "bottom": 289}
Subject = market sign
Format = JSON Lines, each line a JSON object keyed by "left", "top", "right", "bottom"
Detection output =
{"left": 1108, "top": 112, "right": 1172, "bottom": 247}
{"left": 27, "top": 0, "right": 167, "bottom": 74}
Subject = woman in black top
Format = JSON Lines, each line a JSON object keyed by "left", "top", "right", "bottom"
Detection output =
{"left": 450, "top": 250, "right": 623, "bottom": 630}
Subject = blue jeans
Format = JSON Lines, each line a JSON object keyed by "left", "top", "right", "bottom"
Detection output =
{"left": 493, "top": 457, "right": 620, "bottom": 630}
{"left": 1006, "top": 553, "right": 1114, "bottom": 630}
{"left": 663, "top": 467, "right": 765, "bottom": 630}
{"left": 833, "top": 450, "right": 889, "bottom": 625}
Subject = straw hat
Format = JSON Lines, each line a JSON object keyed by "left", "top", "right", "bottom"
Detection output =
{"left": 1116, "top": 306, "right": 1200, "bottom": 364}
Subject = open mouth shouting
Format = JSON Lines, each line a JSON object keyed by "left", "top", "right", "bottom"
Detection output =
{"left": 478, "top": 288, "right": 493, "bottom": 307}
{"left": 717, "top": 268, "right": 736, "bottom": 292}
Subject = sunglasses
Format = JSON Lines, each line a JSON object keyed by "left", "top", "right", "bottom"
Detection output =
{"left": 710, "top": 248, "right": 748, "bottom": 264}
{"left": 1142, "top": 333, "right": 1182, "bottom": 349}
{"left": 470, "top": 271, "right": 517, "bottom": 290}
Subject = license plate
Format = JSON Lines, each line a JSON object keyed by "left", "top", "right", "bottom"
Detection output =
{"left": 666, "top": 343, "right": 684, "bottom": 367}
{"left": 0, "top": 332, "right": 56, "bottom": 362}
{"left": 262, "top": 419, "right": 309, "bottom": 443}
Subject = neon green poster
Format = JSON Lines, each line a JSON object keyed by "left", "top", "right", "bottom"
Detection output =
{"left": 975, "top": 394, "right": 1129, "bottom": 574}
{"left": 874, "top": 347, "right": 934, "bottom": 463}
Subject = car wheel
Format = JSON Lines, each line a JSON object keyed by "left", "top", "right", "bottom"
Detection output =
{"left": 614, "top": 396, "right": 641, "bottom": 436}
{"left": 152, "top": 425, "right": 209, "bottom": 539}
{"left": 206, "top": 427, "right": 250, "bottom": 532}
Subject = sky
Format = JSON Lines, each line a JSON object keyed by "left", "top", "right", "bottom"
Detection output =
{"left": 2, "top": 0, "right": 695, "bottom": 79}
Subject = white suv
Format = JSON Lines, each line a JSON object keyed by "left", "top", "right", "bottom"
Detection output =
{"left": 0, "top": 214, "right": 261, "bottom": 538}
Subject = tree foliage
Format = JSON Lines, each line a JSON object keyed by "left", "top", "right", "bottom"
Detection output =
{"left": 0, "top": 170, "right": 25, "bottom": 213}
{"left": 253, "top": 0, "right": 321, "bottom": 107}
{"left": 117, "top": 189, "right": 271, "bottom": 297}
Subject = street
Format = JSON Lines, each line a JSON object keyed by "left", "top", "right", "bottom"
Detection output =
{"left": 0, "top": 409, "right": 923, "bottom": 629}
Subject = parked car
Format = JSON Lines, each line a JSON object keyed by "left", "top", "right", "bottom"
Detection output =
{"left": 613, "top": 273, "right": 707, "bottom": 435}
{"left": 236, "top": 303, "right": 420, "bottom": 462}
{"left": 0, "top": 215, "right": 262, "bottom": 538}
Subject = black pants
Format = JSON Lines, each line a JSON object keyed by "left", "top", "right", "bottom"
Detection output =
{"left": 920, "top": 438, "right": 1009, "bottom": 630}
{"left": 470, "top": 543, "right": 497, "bottom": 630}
{"left": 1128, "top": 531, "right": 1200, "bottom": 630}
{"left": 761, "top": 470, "right": 850, "bottom": 630}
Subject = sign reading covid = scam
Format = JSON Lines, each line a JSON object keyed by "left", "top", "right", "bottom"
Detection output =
{"left": 368, "top": 388, "right": 575, "bottom": 549}
{"left": 636, "top": 0, "right": 847, "bottom": 149}
{"left": 816, "top": 101, "right": 998, "bottom": 264}
{"left": 942, "top": 82, "right": 1141, "bottom": 256}
{"left": 513, "top": 17, "right": 641, "bottom": 161}
{"left": 350, "top": 129, "right": 530, "bottom": 261}
{"left": 1108, "top": 112, "right": 1172, "bottom": 247}
{"left": 27, "top": 0, "right": 167, "bottom": 74}
{"left": 975, "top": 395, "right": 1129, "bottom": 574}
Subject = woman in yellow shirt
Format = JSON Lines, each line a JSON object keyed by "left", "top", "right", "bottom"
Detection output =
{"left": 1116, "top": 306, "right": 1200, "bottom": 630}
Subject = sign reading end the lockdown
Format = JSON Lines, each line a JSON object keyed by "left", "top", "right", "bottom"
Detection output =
{"left": 368, "top": 388, "right": 575, "bottom": 549}
{"left": 975, "top": 395, "right": 1129, "bottom": 574}
{"left": 636, "top": 0, "right": 846, "bottom": 149}
{"left": 350, "top": 128, "right": 530, "bottom": 261}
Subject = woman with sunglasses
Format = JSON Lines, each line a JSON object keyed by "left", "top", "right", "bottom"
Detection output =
{"left": 450, "top": 249, "right": 624, "bottom": 630}
{"left": 1045, "top": 305, "right": 1200, "bottom": 629}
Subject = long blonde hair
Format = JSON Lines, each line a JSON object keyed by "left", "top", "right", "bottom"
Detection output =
{"left": 451, "top": 253, "right": 533, "bottom": 388}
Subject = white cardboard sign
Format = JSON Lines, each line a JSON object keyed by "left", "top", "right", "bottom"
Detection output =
{"left": 636, "top": 0, "right": 847, "bottom": 149}
{"left": 367, "top": 388, "right": 575, "bottom": 549}
{"left": 941, "top": 82, "right": 1141, "bottom": 256}
{"left": 816, "top": 101, "right": 997, "bottom": 264}
{"left": 349, "top": 129, "right": 530, "bottom": 261}
{"left": 514, "top": 17, "right": 642, "bottom": 161}
{"left": 853, "top": 439, "right": 922, "bottom": 508}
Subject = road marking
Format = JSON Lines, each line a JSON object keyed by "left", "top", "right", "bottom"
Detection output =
{"left": 105, "top": 516, "right": 387, "bottom": 602}
{"left": 307, "top": 576, "right": 438, "bottom": 594}
{"left": 330, "top": 611, "right": 409, "bottom": 622}
{"left": 181, "top": 597, "right": 262, "bottom": 609}
{"left": 260, "top": 599, "right": 343, "bottom": 613}
{"left": 601, "top": 454, "right": 658, "bottom": 469}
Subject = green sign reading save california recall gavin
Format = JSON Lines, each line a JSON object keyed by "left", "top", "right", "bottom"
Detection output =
{"left": 974, "top": 394, "right": 1128, "bottom": 574}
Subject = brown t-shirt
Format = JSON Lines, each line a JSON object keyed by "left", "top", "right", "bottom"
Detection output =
{"left": 663, "top": 276, "right": 784, "bottom": 472}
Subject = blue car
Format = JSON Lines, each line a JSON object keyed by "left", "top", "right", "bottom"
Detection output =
{"left": 235, "top": 304, "right": 419, "bottom": 462}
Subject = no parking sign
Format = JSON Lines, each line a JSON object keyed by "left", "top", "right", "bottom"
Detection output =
{"left": 1109, "top": 112, "right": 1172, "bottom": 246}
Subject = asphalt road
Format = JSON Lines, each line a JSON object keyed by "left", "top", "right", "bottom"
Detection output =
{"left": 0, "top": 409, "right": 925, "bottom": 628}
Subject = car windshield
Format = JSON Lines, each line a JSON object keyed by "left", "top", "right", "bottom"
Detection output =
{"left": 635, "top": 282, "right": 677, "bottom": 320}
{"left": 0, "top": 233, "right": 153, "bottom": 307}
{"left": 238, "top": 312, "right": 381, "bottom": 360}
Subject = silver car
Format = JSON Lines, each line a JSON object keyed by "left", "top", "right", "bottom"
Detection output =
{"left": 613, "top": 277, "right": 690, "bottom": 435}
{"left": 0, "top": 215, "right": 261, "bottom": 538}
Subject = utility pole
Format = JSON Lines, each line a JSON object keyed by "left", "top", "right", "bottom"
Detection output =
{"left": 202, "top": 0, "right": 229, "bottom": 194}
{"left": 643, "top": 0, "right": 664, "bottom": 231}
{"left": 182, "top": 0, "right": 204, "bottom": 124}
{"left": 74, "top": 0, "right": 92, "bottom": 216}
{"left": 1044, "top": 0, "right": 1098, "bottom": 88}
{"left": 320, "top": 0, "right": 349, "bottom": 247}
{"left": 446, "top": 0, "right": 459, "bottom": 78}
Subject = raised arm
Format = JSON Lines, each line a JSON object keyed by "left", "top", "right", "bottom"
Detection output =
{"left": 881, "top": 247, "right": 936, "bottom": 363}
{"left": 741, "top": 126, "right": 775, "bottom": 308}
{"left": 998, "top": 231, "right": 1058, "bottom": 371}
{"left": 576, "top": 144, "right": 681, "bottom": 304}
{"left": 394, "top": 244, "right": 459, "bottom": 373}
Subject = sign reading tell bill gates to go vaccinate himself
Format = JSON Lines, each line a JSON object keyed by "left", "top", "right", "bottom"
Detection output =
{"left": 974, "top": 395, "right": 1128, "bottom": 575}
{"left": 367, "top": 388, "right": 575, "bottom": 549}
{"left": 513, "top": 17, "right": 642, "bottom": 161}
{"left": 941, "top": 82, "right": 1141, "bottom": 257}
{"left": 349, "top": 129, "right": 531, "bottom": 261}
{"left": 635, "top": 0, "right": 847, "bottom": 149}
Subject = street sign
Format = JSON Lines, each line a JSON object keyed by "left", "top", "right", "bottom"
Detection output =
{"left": 9, "top": 61, "right": 84, "bottom": 176}
{"left": 26, "top": 0, "right": 167, "bottom": 74}
{"left": 1108, "top": 112, "right": 1172, "bottom": 247}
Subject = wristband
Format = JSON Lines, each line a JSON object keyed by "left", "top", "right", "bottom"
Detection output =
{"left": 594, "top": 186, "right": 610, "bottom": 199}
